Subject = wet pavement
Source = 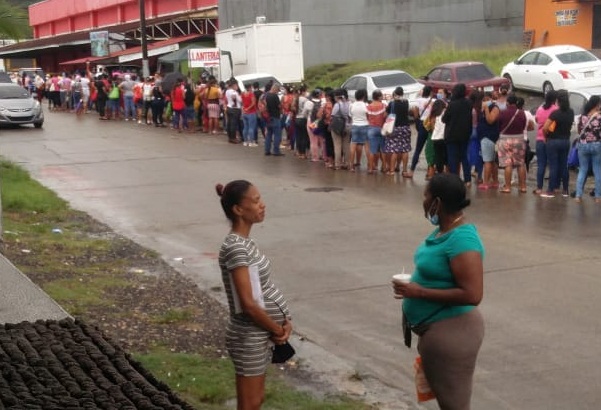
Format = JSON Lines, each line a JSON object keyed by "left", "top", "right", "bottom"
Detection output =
{"left": 1, "top": 111, "right": 600, "bottom": 410}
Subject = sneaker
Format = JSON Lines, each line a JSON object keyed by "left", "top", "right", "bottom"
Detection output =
{"left": 138, "top": 120, "right": 142, "bottom": 124}
{"left": 125, "top": 118, "right": 129, "bottom": 121}
{"left": 540, "top": 192, "right": 555, "bottom": 198}
{"left": 243, "top": 142, "right": 249, "bottom": 147}
{"left": 477, "top": 183, "right": 489, "bottom": 190}
{"left": 250, "top": 142, "right": 259, "bottom": 147}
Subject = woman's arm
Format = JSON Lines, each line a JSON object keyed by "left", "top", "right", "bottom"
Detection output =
{"left": 393, "top": 251, "right": 483, "bottom": 305}
{"left": 231, "top": 266, "right": 289, "bottom": 338}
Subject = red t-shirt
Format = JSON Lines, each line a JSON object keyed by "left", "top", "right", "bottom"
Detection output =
{"left": 171, "top": 85, "right": 185, "bottom": 111}
{"left": 241, "top": 91, "right": 256, "bottom": 114}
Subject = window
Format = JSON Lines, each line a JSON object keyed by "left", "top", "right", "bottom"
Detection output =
{"left": 426, "top": 68, "right": 443, "bottom": 81}
{"left": 536, "top": 53, "right": 552, "bottom": 66}
{"left": 355, "top": 77, "right": 367, "bottom": 90}
{"left": 0, "top": 86, "right": 29, "bottom": 99}
{"left": 372, "top": 72, "right": 417, "bottom": 88}
{"left": 342, "top": 77, "right": 360, "bottom": 90}
{"left": 556, "top": 51, "right": 598, "bottom": 64}
{"left": 440, "top": 68, "right": 453, "bottom": 82}
{"left": 569, "top": 93, "right": 587, "bottom": 116}
{"left": 519, "top": 52, "right": 538, "bottom": 65}
{"left": 456, "top": 65, "right": 494, "bottom": 82}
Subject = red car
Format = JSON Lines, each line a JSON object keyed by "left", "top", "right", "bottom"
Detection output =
{"left": 418, "top": 61, "right": 510, "bottom": 95}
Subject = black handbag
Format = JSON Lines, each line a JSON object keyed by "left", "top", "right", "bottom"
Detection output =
{"left": 271, "top": 302, "right": 295, "bottom": 363}
{"left": 329, "top": 114, "right": 346, "bottom": 135}
{"left": 271, "top": 342, "right": 296, "bottom": 363}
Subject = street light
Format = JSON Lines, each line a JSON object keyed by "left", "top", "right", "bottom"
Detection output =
{"left": 139, "top": 0, "right": 149, "bottom": 78}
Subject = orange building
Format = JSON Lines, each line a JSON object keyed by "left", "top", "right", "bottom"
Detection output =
{"left": 525, "top": 0, "right": 601, "bottom": 49}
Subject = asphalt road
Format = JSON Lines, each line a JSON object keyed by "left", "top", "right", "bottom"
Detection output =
{"left": 1, "top": 111, "right": 600, "bottom": 410}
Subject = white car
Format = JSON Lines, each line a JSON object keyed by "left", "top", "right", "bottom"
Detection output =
{"left": 501, "top": 45, "right": 601, "bottom": 94}
{"left": 233, "top": 73, "right": 282, "bottom": 93}
{"left": 567, "top": 86, "right": 601, "bottom": 134}
{"left": 341, "top": 70, "right": 423, "bottom": 104}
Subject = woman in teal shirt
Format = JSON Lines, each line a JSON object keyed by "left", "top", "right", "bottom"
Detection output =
{"left": 393, "top": 173, "right": 485, "bottom": 410}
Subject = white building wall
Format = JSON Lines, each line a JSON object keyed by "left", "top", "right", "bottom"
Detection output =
{"left": 219, "top": 0, "right": 524, "bottom": 68}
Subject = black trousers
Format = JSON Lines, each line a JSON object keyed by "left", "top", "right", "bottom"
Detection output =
{"left": 295, "top": 118, "right": 309, "bottom": 154}
{"left": 433, "top": 139, "right": 447, "bottom": 173}
{"left": 97, "top": 97, "right": 107, "bottom": 117}
{"left": 152, "top": 99, "right": 165, "bottom": 125}
{"left": 227, "top": 108, "right": 241, "bottom": 141}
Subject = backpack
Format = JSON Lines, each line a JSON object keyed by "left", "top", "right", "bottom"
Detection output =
{"left": 258, "top": 94, "right": 269, "bottom": 120}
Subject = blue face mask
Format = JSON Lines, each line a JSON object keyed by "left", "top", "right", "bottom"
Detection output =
{"left": 426, "top": 200, "right": 440, "bottom": 226}
{"left": 437, "top": 93, "right": 444, "bottom": 100}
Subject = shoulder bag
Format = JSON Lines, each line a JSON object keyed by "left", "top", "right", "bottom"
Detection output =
{"left": 382, "top": 101, "right": 396, "bottom": 136}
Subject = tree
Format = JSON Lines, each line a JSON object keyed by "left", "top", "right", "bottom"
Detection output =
{"left": 0, "top": 0, "right": 30, "bottom": 40}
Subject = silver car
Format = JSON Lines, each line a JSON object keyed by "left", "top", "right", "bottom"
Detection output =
{"left": 0, "top": 83, "right": 44, "bottom": 128}
{"left": 341, "top": 69, "right": 424, "bottom": 104}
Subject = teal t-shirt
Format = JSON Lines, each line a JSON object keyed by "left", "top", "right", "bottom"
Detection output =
{"left": 403, "top": 224, "right": 484, "bottom": 326}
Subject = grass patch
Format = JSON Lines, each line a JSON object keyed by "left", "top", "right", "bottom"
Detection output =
{"left": 304, "top": 41, "right": 524, "bottom": 89}
{"left": 1, "top": 160, "right": 67, "bottom": 213}
{"left": 136, "top": 349, "right": 374, "bottom": 410}
{"left": 151, "top": 307, "right": 197, "bottom": 324}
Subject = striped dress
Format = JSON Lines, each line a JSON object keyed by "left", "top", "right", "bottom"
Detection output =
{"left": 218, "top": 233, "right": 290, "bottom": 376}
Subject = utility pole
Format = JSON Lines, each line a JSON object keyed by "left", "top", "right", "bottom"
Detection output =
{"left": 139, "top": 0, "right": 149, "bottom": 78}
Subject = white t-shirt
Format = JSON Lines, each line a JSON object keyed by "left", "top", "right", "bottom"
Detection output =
{"left": 523, "top": 110, "right": 535, "bottom": 141}
{"left": 225, "top": 88, "right": 242, "bottom": 109}
{"left": 80, "top": 77, "right": 90, "bottom": 95}
{"left": 350, "top": 101, "right": 368, "bottom": 126}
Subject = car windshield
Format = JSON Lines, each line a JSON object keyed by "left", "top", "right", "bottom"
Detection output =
{"left": 246, "top": 77, "right": 280, "bottom": 90}
{"left": 0, "top": 87, "right": 30, "bottom": 99}
{"left": 456, "top": 65, "right": 494, "bottom": 82}
{"left": 556, "top": 51, "right": 598, "bottom": 64}
{"left": 372, "top": 73, "right": 416, "bottom": 88}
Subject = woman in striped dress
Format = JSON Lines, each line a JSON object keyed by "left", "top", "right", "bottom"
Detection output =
{"left": 216, "top": 180, "right": 292, "bottom": 410}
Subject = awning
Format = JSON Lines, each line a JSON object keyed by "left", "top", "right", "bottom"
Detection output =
{"left": 59, "top": 34, "right": 202, "bottom": 66}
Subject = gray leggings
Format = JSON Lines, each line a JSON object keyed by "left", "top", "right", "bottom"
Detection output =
{"left": 417, "top": 308, "right": 484, "bottom": 410}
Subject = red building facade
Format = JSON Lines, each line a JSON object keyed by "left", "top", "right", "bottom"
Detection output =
{"left": 0, "top": 0, "right": 218, "bottom": 73}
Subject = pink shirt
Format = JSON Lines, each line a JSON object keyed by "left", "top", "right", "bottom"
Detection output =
{"left": 535, "top": 104, "right": 558, "bottom": 141}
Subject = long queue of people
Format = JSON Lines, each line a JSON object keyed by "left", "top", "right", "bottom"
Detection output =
{"left": 33, "top": 70, "right": 600, "bottom": 201}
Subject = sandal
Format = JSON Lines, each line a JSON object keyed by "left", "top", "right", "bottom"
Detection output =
{"left": 519, "top": 188, "right": 527, "bottom": 193}
{"left": 402, "top": 171, "right": 413, "bottom": 178}
{"left": 532, "top": 189, "right": 542, "bottom": 195}
{"left": 500, "top": 187, "right": 511, "bottom": 193}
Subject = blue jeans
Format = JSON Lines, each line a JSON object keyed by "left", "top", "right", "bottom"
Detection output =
{"left": 172, "top": 109, "right": 183, "bottom": 129}
{"left": 410, "top": 119, "right": 428, "bottom": 171}
{"left": 265, "top": 117, "right": 282, "bottom": 154}
{"left": 535, "top": 140, "right": 547, "bottom": 190}
{"left": 576, "top": 141, "right": 601, "bottom": 198}
{"left": 446, "top": 140, "right": 471, "bottom": 183}
{"left": 546, "top": 138, "right": 570, "bottom": 193}
{"left": 124, "top": 95, "right": 136, "bottom": 120}
{"left": 367, "top": 126, "right": 383, "bottom": 154}
{"left": 242, "top": 113, "right": 257, "bottom": 143}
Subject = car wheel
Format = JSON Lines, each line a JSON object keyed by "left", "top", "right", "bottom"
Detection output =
{"left": 503, "top": 74, "right": 514, "bottom": 91}
{"left": 543, "top": 82, "right": 554, "bottom": 95}
{"left": 34, "top": 122, "right": 43, "bottom": 129}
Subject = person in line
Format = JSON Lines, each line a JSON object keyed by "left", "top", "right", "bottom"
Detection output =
{"left": 203, "top": 76, "right": 222, "bottom": 134}
{"left": 428, "top": 99, "right": 448, "bottom": 176}
{"left": 497, "top": 94, "right": 528, "bottom": 193}
{"left": 516, "top": 97, "right": 536, "bottom": 173}
{"left": 320, "top": 90, "right": 335, "bottom": 168}
{"left": 281, "top": 85, "right": 296, "bottom": 151}
{"left": 293, "top": 85, "right": 309, "bottom": 159}
{"left": 305, "top": 89, "right": 324, "bottom": 162}
{"left": 264, "top": 84, "right": 284, "bottom": 156}
{"left": 366, "top": 90, "right": 387, "bottom": 174}
{"left": 408, "top": 86, "right": 434, "bottom": 177}
{"left": 468, "top": 91, "right": 484, "bottom": 185}
{"left": 119, "top": 74, "right": 136, "bottom": 121}
{"left": 393, "top": 173, "right": 484, "bottom": 410}
{"left": 107, "top": 76, "right": 121, "bottom": 120}
{"left": 241, "top": 83, "right": 258, "bottom": 147}
{"left": 477, "top": 92, "right": 500, "bottom": 190}
{"left": 574, "top": 96, "right": 601, "bottom": 203}
{"left": 95, "top": 74, "right": 109, "bottom": 120}
{"left": 349, "top": 89, "right": 369, "bottom": 171}
{"left": 225, "top": 79, "right": 242, "bottom": 144}
{"left": 533, "top": 90, "right": 558, "bottom": 195}
{"left": 217, "top": 180, "right": 292, "bottom": 410}
{"left": 383, "top": 87, "right": 412, "bottom": 176}
{"left": 170, "top": 78, "right": 186, "bottom": 133}
{"left": 330, "top": 88, "right": 351, "bottom": 169}
{"left": 541, "top": 90, "right": 573, "bottom": 198}
{"left": 151, "top": 77, "right": 165, "bottom": 127}
{"left": 442, "top": 83, "right": 473, "bottom": 185}
{"left": 183, "top": 79, "right": 196, "bottom": 132}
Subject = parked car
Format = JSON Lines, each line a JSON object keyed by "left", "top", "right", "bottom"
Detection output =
{"left": 567, "top": 86, "right": 601, "bottom": 134}
{"left": 233, "top": 73, "right": 282, "bottom": 93}
{"left": 0, "top": 83, "right": 44, "bottom": 128}
{"left": 502, "top": 45, "right": 601, "bottom": 94}
{"left": 341, "top": 70, "right": 423, "bottom": 103}
{"left": 419, "top": 62, "right": 509, "bottom": 95}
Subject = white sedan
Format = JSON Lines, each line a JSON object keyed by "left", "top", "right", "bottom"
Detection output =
{"left": 341, "top": 70, "right": 423, "bottom": 104}
{"left": 501, "top": 45, "right": 601, "bottom": 94}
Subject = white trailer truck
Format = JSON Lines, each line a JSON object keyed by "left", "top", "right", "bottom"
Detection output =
{"left": 215, "top": 22, "right": 304, "bottom": 84}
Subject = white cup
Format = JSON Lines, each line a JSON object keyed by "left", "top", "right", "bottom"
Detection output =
{"left": 392, "top": 273, "right": 411, "bottom": 284}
